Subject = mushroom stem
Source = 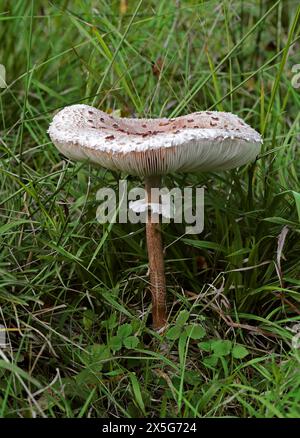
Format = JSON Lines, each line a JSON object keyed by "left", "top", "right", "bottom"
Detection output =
{"left": 145, "top": 175, "right": 167, "bottom": 330}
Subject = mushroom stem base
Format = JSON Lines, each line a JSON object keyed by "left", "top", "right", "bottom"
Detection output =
{"left": 145, "top": 175, "right": 167, "bottom": 330}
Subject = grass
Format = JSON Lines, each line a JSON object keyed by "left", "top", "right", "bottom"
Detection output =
{"left": 0, "top": 0, "right": 300, "bottom": 418}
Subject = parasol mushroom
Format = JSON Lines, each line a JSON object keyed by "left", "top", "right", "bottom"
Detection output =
{"left": 48, "top": 104, "right": 262, "bottom": 330}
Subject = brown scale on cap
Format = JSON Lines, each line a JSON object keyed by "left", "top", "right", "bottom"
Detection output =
{"left": 73, "top": 105, "right": 254, "bottom": 138}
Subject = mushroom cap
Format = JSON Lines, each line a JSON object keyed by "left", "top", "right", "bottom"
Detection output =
{"left": 48, "top": 104, "right": 262, "bottom": 176}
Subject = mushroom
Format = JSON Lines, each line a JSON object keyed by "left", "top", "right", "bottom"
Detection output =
{"left": 48, "top": 104, "right": 262, "bottom": 330}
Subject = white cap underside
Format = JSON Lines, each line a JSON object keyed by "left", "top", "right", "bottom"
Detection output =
{"left": 48, "top": 104, "right": 262, "bottom": 176}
